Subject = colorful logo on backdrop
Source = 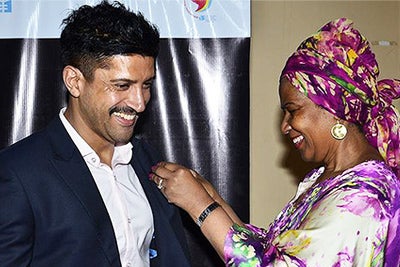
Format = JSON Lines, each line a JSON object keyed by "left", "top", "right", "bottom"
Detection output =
{"left": 0, "top": 0, "right": 12, "bottom": 13}
{"left": 184, "top": 0, "right": 216, "bottom": 22}
{"left": 192, "top": 0, "right": 212, "bottom": 12}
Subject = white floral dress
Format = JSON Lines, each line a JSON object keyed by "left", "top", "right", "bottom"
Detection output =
{"left": 224, "top": 160, "right": 400, "bottom": 267}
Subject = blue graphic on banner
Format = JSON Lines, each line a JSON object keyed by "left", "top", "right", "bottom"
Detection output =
{"left": 0, "top": 0, "right": 250, "bottom": 39}
{"left": 0, "top": 0, "right": 12, "bottom": 13}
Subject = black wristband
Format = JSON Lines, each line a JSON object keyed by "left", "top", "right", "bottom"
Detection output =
{"left": 196, "top": 201, "right": 220, "bottom": 227}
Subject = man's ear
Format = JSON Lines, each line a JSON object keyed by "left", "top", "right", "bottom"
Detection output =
{"left": 63, "top": 66, "right": 83, "bottom": 98}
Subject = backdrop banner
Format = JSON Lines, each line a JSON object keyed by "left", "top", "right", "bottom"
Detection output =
{"left": 0, "top": 1, "right": 250, "bottom": 266}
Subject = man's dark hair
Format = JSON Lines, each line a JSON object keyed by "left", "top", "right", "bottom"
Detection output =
{"left": 60, "top": 0, "right": 160, "bottom": 81}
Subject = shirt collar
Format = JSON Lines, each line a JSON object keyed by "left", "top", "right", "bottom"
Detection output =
{"left": 59, "top": 108, "right": 133, "bottom": 168}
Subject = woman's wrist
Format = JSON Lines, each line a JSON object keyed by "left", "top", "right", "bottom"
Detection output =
{"left": 188, "top": 197, "right": 215, "bottom": 223}
{"left": 196, "top": 201, "right": 221, "bottom": 227}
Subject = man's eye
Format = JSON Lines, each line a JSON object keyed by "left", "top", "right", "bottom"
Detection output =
{"left": 143, "top": 82, "right": 153, "bottom": 89}
{"left": 114, "top": 84, "right": 130, "bottom": 91}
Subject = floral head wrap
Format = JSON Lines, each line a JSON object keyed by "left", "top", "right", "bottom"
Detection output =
{"left": 281, "top": 18, "right": 400, "bottom": 177}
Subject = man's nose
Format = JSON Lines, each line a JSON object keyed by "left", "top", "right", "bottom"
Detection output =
{"left": 126, "top": 87, "right": 148, "bottom": 113}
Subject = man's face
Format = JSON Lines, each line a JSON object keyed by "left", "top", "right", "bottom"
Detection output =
{"left": 74, "top": 54, "right": 155, "bottom": 147}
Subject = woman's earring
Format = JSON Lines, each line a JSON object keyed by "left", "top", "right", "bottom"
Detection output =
{"left": 331, "top": 120, "right": 347, "bottom": 140}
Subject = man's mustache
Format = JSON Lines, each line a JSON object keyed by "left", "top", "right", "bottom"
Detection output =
{"left": 109, "top": 106, "right": 138, "bottom": 116}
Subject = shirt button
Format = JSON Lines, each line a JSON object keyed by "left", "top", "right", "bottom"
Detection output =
{"left": 127, "top": 262, "right": 131, "bottom": 267}
{"left": 128, "top": 218, "right": 132, "bottom": 224}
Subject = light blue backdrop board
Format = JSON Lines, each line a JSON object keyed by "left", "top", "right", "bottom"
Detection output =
{"left": 0, "top": 0, "right": 250, "bottom": 38}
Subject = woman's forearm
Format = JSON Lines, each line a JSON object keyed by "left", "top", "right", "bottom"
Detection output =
{"left": 190, "top": 204, "right": 235, "bottom": 259}
{"left": 218, "top": 199, "right": 244, "bottom": 226}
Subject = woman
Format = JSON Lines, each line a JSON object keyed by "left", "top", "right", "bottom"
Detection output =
{"left": 150, "top": 18, "right": 400, "bottom": 266}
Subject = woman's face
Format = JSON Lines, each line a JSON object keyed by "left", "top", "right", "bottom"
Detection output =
{"left": 279, "top": 78, "right": 337, "bottom": 163}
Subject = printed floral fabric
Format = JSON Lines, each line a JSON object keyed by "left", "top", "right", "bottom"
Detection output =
{"left": 224, "top": 160, "right": 400, "bottom": 266}
{"left": 281, "top": 18, "right": 400, "bottom": 177}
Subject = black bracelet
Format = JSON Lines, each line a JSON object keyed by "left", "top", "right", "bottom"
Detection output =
{"left": 196, "top": 201, "right": 220, "bottom": 227}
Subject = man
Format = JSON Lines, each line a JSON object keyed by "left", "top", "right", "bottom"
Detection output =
{"left": 0, "top": 1, "right": 191, "bottom": 266}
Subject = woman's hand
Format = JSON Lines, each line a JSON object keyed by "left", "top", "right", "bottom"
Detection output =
{"left": 188, "top": 168, "right": 224, "bottom": 203}
{"left": 150, "top": 161, "right": 243, "bottom": 258}
{"left": 150, "top": 161, "right": 215, "bottom": 219}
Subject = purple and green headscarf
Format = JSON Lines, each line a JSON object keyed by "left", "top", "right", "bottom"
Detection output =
{"left": 281, "top": 18, "right": 400, "bottom": 177}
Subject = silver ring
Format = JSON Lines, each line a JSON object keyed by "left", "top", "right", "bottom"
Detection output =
{"left": 157, "top": 178, "right": 164, "bottom": 190}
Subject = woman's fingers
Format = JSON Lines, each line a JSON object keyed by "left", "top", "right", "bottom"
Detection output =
{"left": 149, "top": 162, "right": 217, "bottom": 217}
{"left": 150, "top": 162, "right": 214, "bottom": 196}
{"left": 160, "top": 161, "right": 179, "bottom": 171}
{"left": 150, "top": 162, "right": 191, "bottom": 194}
{"left": 156, "top": 175, "right": 165, "bottom": 190}
{"left": 154, "top": 161, "right": 181, "bottom": 172}
{"left": 151, "top": 162, "right": 194, "bottom": 181}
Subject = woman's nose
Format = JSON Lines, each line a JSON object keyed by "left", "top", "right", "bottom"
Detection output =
{"left": 280, "top": 115, "right": 292, "bottom": 135}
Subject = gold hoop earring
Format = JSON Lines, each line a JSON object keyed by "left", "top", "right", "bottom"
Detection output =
{"left": 331, "top": 121, "right": 347, "bottom": 140}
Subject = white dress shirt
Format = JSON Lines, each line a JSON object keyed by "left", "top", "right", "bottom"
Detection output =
{"left": 59, "top": 108, "right": 154, "bottom": 267}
